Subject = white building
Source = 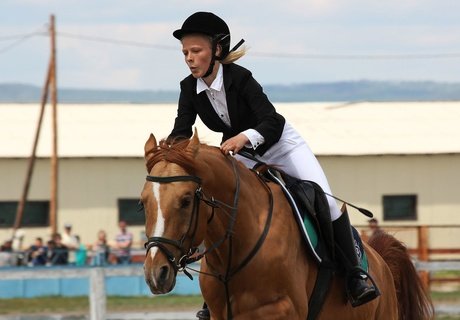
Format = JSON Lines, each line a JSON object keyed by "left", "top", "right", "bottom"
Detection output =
{"left": 0, "top": 102, "right": 459, "bottom": 253}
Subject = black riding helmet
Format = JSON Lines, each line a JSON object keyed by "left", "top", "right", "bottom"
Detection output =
{"left": 173, "top": 12, "right": 244, "bottom": 78}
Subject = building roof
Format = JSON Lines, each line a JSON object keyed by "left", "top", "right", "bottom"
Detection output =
{"left": 1, "top": 101, "right": 459, "bottom": 158}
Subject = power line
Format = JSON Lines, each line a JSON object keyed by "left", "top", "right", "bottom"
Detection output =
{"left": 2, "top": 28, "right": 460, "bottom": 61}
{"left": 0, "top": 31, "right": 46, "bottom": 41}
{"left": 0, "top": 29, "right": 47, "bottom": 54}
{"left": 250, "top": 51, "right": 460, "bottom": 60}
{"left": 58, "top": 31, "right": 460, "bottom": 60}
{"left": 57, "top": 31, "right": 177, "bottom": 50}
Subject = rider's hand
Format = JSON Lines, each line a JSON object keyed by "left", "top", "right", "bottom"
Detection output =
{"left": 221, "top": 133, "right": 249, "bottom": 155}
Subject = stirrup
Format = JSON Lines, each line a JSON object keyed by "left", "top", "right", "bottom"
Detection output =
{"left": 346, "top": 267, "right": 380, "bottom": 307}
{"left": 347, "top": 280, "right": 379, "bottom": 307}
{"left": 196, "top": 307, "right": 210, "bottom": 320}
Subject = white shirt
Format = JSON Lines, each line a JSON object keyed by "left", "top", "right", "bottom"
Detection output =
{"left": 196, "top": 64, "right": 265, "bottom": 150}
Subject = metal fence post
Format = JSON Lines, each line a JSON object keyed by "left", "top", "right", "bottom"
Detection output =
{"left": 90, "top": 267, "right": 106, "bottom": 320}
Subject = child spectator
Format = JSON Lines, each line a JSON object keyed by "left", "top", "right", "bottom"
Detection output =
{"left": 90, "top": 230, "right": 110, "bottom": 266}
{"left": 74, "top": 235, "right": 87, "bottom": 266}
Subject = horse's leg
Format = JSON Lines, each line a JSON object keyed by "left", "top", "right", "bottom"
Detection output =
{"left": 232, "top": 295, "right": 297, "bottom": 320}
{"left": 199, "top": 259, "right": 227, "bottom": 319}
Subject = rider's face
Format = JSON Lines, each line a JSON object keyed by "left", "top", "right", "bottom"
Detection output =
{"left": 181, "top": 34, "right": 220, "bottom": 79}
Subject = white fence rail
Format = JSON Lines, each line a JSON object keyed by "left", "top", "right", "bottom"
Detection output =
{"left": 415, "top": 260, "right": 460, "bottom": 272}
{"left": 0, "top": 266, "right": 146, "bottom": 320}
{"left": 1, "top": 261, "right": 459, "bottom": 318}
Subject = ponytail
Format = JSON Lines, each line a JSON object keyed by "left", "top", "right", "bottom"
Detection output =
{"left": 221, "top": 46, "right": 247, "bottom": 64}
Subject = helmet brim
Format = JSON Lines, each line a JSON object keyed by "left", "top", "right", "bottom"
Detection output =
{"left": 173, "top": 28, "right": 212, "bottom": 40}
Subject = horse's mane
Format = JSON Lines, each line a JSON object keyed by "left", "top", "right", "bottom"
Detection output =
{"left": 145, "top": 138, "right": 196, "bottom": 174}
{"left": 145, "top": 137, "right": 219, "bottom": 174}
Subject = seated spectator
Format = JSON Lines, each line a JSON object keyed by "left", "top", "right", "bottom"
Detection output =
{"left": 114, "top": 220, "right": 133, "bottom": 265}
{"left": 74, "top": 235, "right": 87, "bottom": 266}
{"left": 0, "top": 240, "right": 14, "bottom": 267}
{"left": 48, "top": 233, "right": 68, "bottom": 265}
{"left": 27, "top": 237, "right": 47, "bottom": 266}
{"left": 90, "top": 230, "right": 110, "bottom": 266}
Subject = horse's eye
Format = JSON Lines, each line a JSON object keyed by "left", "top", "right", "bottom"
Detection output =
{"left": 180, "top": 195, "right": 192, "bottom": 209}
{"left": 137, "top": 200, "right": 145, "bottom": 213}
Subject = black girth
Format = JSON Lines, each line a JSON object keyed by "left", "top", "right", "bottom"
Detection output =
{"left": 144, "top": 156, "right": 274, "bottom": 320}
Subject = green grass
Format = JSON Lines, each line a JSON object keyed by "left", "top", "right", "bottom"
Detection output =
{"left": 432, "top": 270, "right": 460, "bottom": 278}
{"left": 0, "top": 295, "right": 203, "bottom": 315}
{"left": 0, "top": 293, "right": 458, "bottom": 318}
{"left": 432, "top": 290, "right": 460, "bottom": 302}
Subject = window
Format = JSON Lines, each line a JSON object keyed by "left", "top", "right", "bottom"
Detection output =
{"left": 118, "top": 198, "right": 145, "bottom": 226}
{"left": 383, "top": 195, "right": 417, "bottom": 221}
{"left": 0, "top": 201, "right": 50, "bottom": 228}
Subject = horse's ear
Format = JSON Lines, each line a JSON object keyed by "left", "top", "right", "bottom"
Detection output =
{"left": 144, "top": 133, "right": 157, "bottom": 161}
{"left": 187, "top": 128, "right": 200, "bottom": 157}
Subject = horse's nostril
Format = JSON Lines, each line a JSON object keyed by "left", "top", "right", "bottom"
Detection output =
{"left": 159, "top": 265, "right": 169, "bottom": 282}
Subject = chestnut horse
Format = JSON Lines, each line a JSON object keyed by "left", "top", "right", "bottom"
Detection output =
{"left": 141, "top": 131, "right": 433, "bottom": 320}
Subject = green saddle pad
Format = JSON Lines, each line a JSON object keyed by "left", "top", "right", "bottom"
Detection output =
{"left": 302, "top": 213, "right": 369, "bottom": 272}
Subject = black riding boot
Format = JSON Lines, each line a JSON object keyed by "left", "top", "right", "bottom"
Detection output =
{"left": 196, "top": 302, "right": 210, "bottom": 320}
{"left": 333, "top": 208, "right": 379, "bottom": 307}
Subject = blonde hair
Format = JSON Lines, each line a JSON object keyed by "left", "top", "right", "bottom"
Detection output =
{"left": 181, "top": 34, "right": 247, "bottom": 64}
{"left": 221, "top": 45, "right": 247, "bottom": 64}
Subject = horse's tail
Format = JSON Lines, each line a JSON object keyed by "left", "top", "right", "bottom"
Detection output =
{"left": 368, "top": 231, "right": 434, "bottom": 320}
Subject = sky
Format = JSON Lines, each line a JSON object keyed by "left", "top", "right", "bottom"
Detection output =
{"left": 1, "top": 0, "right": 460, "bottom": 90}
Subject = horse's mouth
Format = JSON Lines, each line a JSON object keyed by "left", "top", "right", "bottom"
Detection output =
{"left": 145, "top": 277, "right": 176, "bottom": 294}
{"left": 144, "top": 264, "right": 177, "bottom": 294}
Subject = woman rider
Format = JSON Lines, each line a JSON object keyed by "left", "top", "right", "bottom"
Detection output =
{"left": 168, "top": 12, "right": 379, "bottom": 319}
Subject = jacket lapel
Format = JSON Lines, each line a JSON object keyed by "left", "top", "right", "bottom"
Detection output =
{"left": 223, "top": 65, "right": 239, "bottom": 131}
{"left": 197, "top": 91, "right": 229, "bottom": 132}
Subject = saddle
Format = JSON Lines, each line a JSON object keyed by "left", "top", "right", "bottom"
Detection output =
{"left": 249, "top": 162, "right": 371, "bottom": 319}
{"left": 255, "top": 165, "right": 368, "bottom": 271}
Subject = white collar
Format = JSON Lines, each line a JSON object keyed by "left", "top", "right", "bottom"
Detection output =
{"left": 196, "top": 64, "right": 223, "bottom": 94}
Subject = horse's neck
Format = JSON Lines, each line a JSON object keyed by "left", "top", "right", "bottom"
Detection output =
{"left": 197, "top": 152, "right": 265, "bottom": 268}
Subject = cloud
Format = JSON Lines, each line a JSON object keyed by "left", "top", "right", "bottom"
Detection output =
{"left": 2, "top": 0, "right": 460, "bottom": 89}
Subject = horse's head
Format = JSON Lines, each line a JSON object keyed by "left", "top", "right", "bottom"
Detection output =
{"left": 141, "top": 130, "right": 208, "bottom": 294}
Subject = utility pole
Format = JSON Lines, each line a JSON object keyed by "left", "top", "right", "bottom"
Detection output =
{"left": 12, "top": 14, "right": 58, "bottom": 237}
{"left": 12, "top": 68, "right": 51, "bottom": 232}
{"left": 49, "top": 14, "right": 58, "bottom": 234}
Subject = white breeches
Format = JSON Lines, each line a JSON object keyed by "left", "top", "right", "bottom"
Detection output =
{"left": 236, "top": 141, "right": 342, "bottom": 221}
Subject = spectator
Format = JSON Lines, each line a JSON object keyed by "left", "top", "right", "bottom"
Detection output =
{"left": 62, "top": 223, "right": 78, "bottom": 265}
{"left": 369, "top": 218, "right": 383, "bottom": 237}
{"left": 0, "top": 240, "right": 14, "bottom": 267}
{"left": 26, "top": 237, "right": 47, "bottom": 266}
{"left": 74, "top": 235, "right": 87, "bottom": 266}
{"left": 48, "top": 233, "right": 68, "bottom": 265}
{"left": 114, "top": 220, "right": 133, "bottom": 265}
{"left": 90, "top": 230, "right": 110, "bottom": 266}
{"left": 11, "top": 229, "right": 25, "bottom": 252}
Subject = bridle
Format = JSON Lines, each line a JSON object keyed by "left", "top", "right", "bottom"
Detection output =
{"left": 144, "top": 174, "right": 203, "bottom": 280}
{"left": 143, "top": 155, "right": 274, "bottom": 319}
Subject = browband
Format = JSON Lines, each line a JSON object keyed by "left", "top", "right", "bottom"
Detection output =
{"left": 146, "top": 175, "right": 202, "bottom": 185}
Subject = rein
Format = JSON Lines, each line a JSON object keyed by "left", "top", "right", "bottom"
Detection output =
{"left": 144, "top": 156, "right": 274, "bottom": 319}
